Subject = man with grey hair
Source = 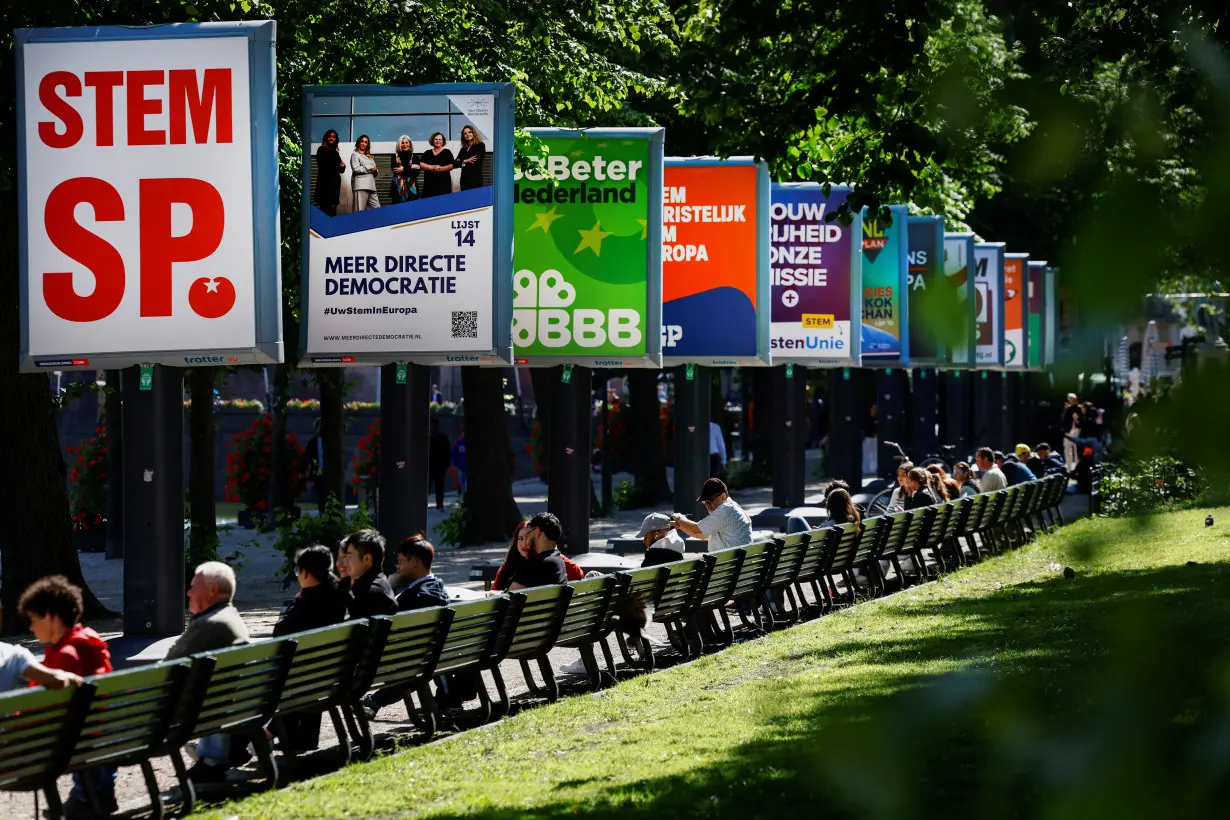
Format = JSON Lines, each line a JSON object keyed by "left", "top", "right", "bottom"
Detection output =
{"left": 166, "top": 561, "right": 250, "bottom": 783}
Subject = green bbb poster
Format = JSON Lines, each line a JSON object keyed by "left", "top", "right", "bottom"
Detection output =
{"left": 512, "top": 128, "right": 664, "bottom": 366}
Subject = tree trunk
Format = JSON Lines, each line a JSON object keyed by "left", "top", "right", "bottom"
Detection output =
{"left": 628, "top": 370, "right": 671, "bottom": 501}
{"left": 529, "top": 368, "right": 553, "bottom": 485}
{"left": 460, "top": 367, "right": 521, "bottom": 544}
{"left": 0, "top": 221, "right": 108, "bottom": 628}
{"left": 317, "top": 370, "right": 346, "bottom": 507}
{"left": 263, "top": 363, "right": 293, "bottom": 529}
{"left": 187, "top": 368, "right": 218, "bottom": 567}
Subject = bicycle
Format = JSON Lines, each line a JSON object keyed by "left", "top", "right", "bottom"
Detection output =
{"left": 865, "top": 442, "right": 959, "bottom": 516}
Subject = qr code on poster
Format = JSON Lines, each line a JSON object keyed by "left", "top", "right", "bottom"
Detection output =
{"left": 451, "top": 311, "right": 479, "bottom": 338}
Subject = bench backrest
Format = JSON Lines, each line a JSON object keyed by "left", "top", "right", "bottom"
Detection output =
{"left": 276, "top": 621, "right": 371, "bottom": 715}
{"left": 964, "top": 492, "right": 991, "bottom": 534}
{"left": 901, "top": 506, "right": 934, "bottom": 553}
{"left": 433, "top": 597, "right": 509, "bottom": 676}
{"left": 498, "top": 584, "right": 574, "bottom": 662}
{"left": 850, "top": 516, "right": 886, "bottom": 569}
{"left": 169, "top": 639, "right": 297, "bottom": 744}
{"left": 768, "top": 532, "right": 811, "bottom": 589}
{"left": 556, "top": 575, "right": 619, "bottom": 648}
{"left": 794, "top": 527, "right": 837, "bottom": 584}
{"left": 823, "top": 524, "right": 863, "bottom": 574}
{"left": 0, "top": 682, "right": 95, "bottom": 791}
{"left": 695, "top": 548, "right": 746, "bottom": 610}
{"left": 924, "top": 502, "right": 954, "bottom": 550}
{"left": 986, "top": 489, "right": 1011, "bottom": 528}
{"left": 652, "top": 557, "right": 710, "bottom": 621}
{"left": 617, "top": 565, "right": 670, "bottom": 615}
{"left": 66, "top": 661, "right": 191, "bottom": 772}
{"left": 355, "top": 607, "right": 454, "bottom": 696}
{"left": 877, "top": 511, "right": 911, "bottom": 560}
{"left": 729, "top": 541, "right": 778, "bottom": 601}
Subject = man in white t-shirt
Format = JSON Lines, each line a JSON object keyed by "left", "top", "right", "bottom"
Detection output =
{"left": 0, "top": 640, "right": 82, "bottom": 691}
{"left": 975, "top": 447, "right": 1007, "bottom": 492}
{"left": 670, "top": 477, "right": 752, "bottom": 553}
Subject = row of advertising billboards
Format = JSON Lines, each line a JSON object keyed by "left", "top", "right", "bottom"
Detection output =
{"left": 14, "top": 24, "right": 1057, "bottom": 374}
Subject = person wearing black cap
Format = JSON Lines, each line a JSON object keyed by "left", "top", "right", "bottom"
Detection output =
{"left": 669, "top": 477, "right": 752, "bottom": 553}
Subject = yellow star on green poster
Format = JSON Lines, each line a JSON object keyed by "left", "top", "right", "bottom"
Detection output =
{"left": 575, "top": 221, "right": 612, "bottom": 256}
{"left": 636, "top": 219, "right": 648, "bottom": 239}
{"left": 529, "top": 206, "right": 563, "bottom": 234}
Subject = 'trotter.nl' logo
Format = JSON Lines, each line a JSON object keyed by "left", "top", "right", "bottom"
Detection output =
{"left": 513, "top": 269, "right": 642, "bottom": 348}
{"left": 184, "top": 355, "right": 241, "bottom": 364}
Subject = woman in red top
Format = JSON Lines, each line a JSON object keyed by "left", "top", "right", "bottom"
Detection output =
{"left": 19, "top": 575, "right": 115, "bottom": 816}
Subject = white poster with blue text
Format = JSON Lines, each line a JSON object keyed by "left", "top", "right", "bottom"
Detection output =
{"left": 300, "top": 83, "right": 513, "bottom": 366}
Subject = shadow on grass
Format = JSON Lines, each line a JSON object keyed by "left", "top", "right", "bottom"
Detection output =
{"left": 418, "top": 559, "right": 1230, "bottom": 820}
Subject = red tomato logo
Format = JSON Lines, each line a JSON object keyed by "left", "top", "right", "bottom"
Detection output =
{"left": 188, "top": 277, "right": 236, "bottom": 319}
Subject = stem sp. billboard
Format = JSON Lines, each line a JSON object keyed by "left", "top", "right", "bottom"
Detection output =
{"left": 512, "top": 128, "right": 664, "bottom": 367}
{"left": 770, "top": 183, "right": 862, "bottom": 365}
{"left": 16, "top": 22, "right": 282, "bottom": 372}
{"left": 662, "top": 158, "right": 770, "bottom": 367}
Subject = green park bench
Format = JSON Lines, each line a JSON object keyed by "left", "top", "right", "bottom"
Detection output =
{"left": 0, "top": 681, "right": 96, "bottom": 818}
{"left": 722, "top": 540, "right": 781, "bottom": 636}
{"left": 553, "top": 575, "right": 621, "bottom": 690}
{"left": 611, "top": 565, "right": 671, "bottom": 672}
{"left": 347, "top": 607, "right": 454, "bottom": 755}
{"left": 684, "top": 548, "right": 746, "bottom": 651}
{"left": 270, "top": 621, "right": 371, "bottom": 777}
{"left": 651, "top": 557, "right": 712, "bottom": 661}
{"left": 430, "top": 597, "right": 511, "bottom": 725}
{"left": 495, "top": 584, "right": 574, "bottom": 707}
{"left": 63, "top": 660, "right": 192, "bottom": 819}
{"left": 764, "top": 532, "right": 813, "bottom": 626}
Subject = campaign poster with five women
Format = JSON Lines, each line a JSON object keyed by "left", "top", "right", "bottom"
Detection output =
{"left": 661, "top": 158, "right": 770, "bottom": 367}
{"left": 299, "top": 83, "right": 514, "bottom": 366}
{"left": 974, "top": 242, "right": 1006, "bottom": 368}
{"left": 860, "top": 205, "right": 910, "bottom": 366}
{"left": 511, "top": 128, "right": 664, "bottom": 367}
{"left": 769, "top": 184, "right": 862, "bottom": 366}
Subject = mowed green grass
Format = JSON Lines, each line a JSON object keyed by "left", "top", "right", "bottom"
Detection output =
{"left": 202, "top": 508, "right": 1230, "bottom": 820}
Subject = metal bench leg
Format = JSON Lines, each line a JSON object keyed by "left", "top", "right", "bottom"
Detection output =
{"left": 42, "top": 786, "right": 64, "bottom": 820}
{"left": 345, "top": 702, "right": 376, "bottom": 760}
{"left": 415, "top": 684, "right": 439, "bottom": 741}
{"left": 170, "top": 747, "right": 196, "bottom": 816}
{"left": 537, "top": 658, "right": 560, "bottom": 702}
{"left": 486, "top": 667, "right": 510, "bottom": 719}
{"left": 596, "top": 637, "right": 619, "bottom": 682}
{"left": 473, "top": 674, "right": 494, "bottom": 724}
{"left": 327, "top": 706, "right": 351, "bottom": 765}
{"left": 250, "top": 727, "right": 280, "bottom": 789}
{"left": 140, "top": 759, "right": 165, "bottom": 820}
{"left": 519, "top": 659, "right": 546, "bottom": 698}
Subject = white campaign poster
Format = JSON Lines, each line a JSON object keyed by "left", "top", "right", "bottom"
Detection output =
{"left": 302, "top": 86, "right": 508, "bottom": 364}
{"left": 305, "top": 207, "right": 494, "bottom": 359}
{"left": 22, "top": 36, "right": 257, "bottom": 360}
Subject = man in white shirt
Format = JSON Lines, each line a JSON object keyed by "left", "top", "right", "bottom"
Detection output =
{"left": 975, "top": 446, "right": 1007, "bottom": 492}
{"left": 670, "top": 478, "right": 752, "bottom": 553}
{"left": 708, "top": 421, "right": 727, "bottom": 477}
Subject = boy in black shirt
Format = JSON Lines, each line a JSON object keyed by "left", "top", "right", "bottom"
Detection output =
{"left": 339, "top": 529, "right": 397, "bottom": 619}
{"left": 510, "top": 512, "right": 569, "bottom": 589}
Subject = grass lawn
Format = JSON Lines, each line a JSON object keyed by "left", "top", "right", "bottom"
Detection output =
{"left": 202, "top": 507, "right": 1230, "bottom": 819}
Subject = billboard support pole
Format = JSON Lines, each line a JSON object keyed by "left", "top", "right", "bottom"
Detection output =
{"left": 600, "top": 371, "right": 613, "bottom": 515}
{"left": 771, "top": 365, "right": 807, "bottom": 508}
{"left": 910, "top": 369, "right": 939, "bottom": 464}
{"left": 673, "top": 365, "right": 711, "bottom": 518}
{"left": 827, "top": 368, "right": 864, "bottom": 488}
{"left": 379, "top": 363, "right": 429, "bottom": 567}
{"left": 121, "top": 365, "right": 185, "bottom": 637}
{"left": 548, "top": 366, "right": 592, "bottom": 554}
{"left": 939, "top": 371, "right": 972, "bottom": 461}
{"left": 1004, "top": 372, "right": 1021, "bottom": 449}
{"left": 875, "top": 369, "right": 908, "bottom": 480}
